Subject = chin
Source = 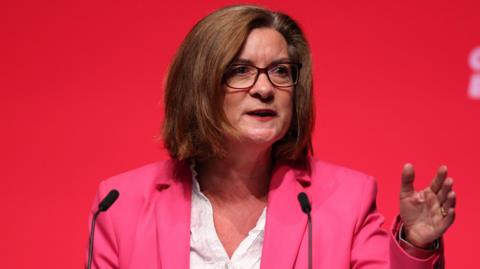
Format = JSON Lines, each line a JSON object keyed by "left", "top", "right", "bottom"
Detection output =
{"left": 241, "top": 129, "right": 285, "bottom": 146}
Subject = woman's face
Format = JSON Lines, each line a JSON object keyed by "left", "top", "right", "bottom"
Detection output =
{"left": 223, "top": 28, "right": 293, "bottom": 147}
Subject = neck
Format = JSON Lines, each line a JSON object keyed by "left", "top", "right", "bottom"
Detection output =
{"left": 196, "top": 144, "right": 272, "bottom": 203}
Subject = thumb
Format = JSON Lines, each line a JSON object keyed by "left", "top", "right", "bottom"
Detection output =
{"left": 401, "top": 163, "right": 415, "bottom": 195}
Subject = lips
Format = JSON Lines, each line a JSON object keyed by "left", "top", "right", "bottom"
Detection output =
{"left": 246, "top": 109, "right": 277, "bottom": 117}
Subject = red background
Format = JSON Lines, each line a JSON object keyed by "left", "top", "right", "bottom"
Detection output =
{"left": 1, "top": 0, "right": 479, "bottom": 267}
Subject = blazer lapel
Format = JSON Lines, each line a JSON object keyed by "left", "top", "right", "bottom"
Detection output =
{"left": 261, "top": 162, "right": 312, "bottom": 269}
{"left": 154, "top": 160, "right": 192, "bottom": 269}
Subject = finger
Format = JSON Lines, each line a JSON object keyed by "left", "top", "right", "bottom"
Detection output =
{"left": 401, "top": 163, "right": 415, "bottom": 195}
{"left": 440, "top": 207, "right": 456, "bottom": 231}
{"left": 442, "top": 191, "right": 456, "bottom": 210}
{"left": 439, "top": 192, "right": 456, "bottom": 233}
{"left": 430, "top": 165, "right": 448, "bottom": 193}
{"left": 437, "top": 177, "right": 453, "bottom": 204}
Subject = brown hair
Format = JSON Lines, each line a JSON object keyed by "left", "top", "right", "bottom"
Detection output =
{"left": 162, "top": 5, "right": 314, "bottom": 162}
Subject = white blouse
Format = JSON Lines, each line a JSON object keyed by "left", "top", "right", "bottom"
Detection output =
{"left": 190, "top": 164, "right": 266, "bottom": 269}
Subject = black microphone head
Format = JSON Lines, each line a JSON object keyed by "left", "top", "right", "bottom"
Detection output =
{"left": 297, "top": 192, "right": 311, "bottom": 214}
{"left": 98, "top": 189, "right": 119, "bottom": 212}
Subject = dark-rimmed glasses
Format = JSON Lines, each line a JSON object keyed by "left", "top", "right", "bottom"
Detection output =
{"left": 223, "top": 63, "right": 302, "bottom": 89}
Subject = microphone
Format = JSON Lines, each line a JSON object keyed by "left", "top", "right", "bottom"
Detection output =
{"left": 98, "top": 189, "right": 120, "bottom": 212}
{"left": 87, "top": 189, "right": 120, "bottom": 269}
{"left": 297, "top": 192, "right": 312, "bottom": 269}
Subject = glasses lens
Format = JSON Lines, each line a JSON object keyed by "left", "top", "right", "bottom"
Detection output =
{"left": 224, "top": 63, "right": 300, "bottom": 89}
{"left": 225, "top": 65, "right": 257, "bottom": 89}
{"left": 268, "top": 64, "right": 298, "bottom": 87}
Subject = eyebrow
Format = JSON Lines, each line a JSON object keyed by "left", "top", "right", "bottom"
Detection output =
{"left": 232, "top": 57, "right": 292, "bottom": 65}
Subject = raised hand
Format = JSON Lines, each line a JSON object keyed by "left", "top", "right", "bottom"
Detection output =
{"left": 399, "top": 164, "right": 456, "bottom": 248}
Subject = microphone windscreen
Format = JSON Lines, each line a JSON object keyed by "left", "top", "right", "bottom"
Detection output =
{"left": 98, "top": 189, "right": 120, "bottom": 212}
{"left": 297, "top": 192, "right": 311, "bottom": 214}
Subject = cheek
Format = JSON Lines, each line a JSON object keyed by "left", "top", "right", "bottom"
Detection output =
{"left": 223, "top": 94, "right": 242, "bottom": 121}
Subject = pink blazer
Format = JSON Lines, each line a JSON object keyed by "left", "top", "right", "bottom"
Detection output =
{"left": 88, "top": 158, "right": 443, "bottom": 268}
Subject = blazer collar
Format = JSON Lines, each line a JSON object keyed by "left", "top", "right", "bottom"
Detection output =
{"left": 154, "top": 159, "right": 192, "bottom": 269}
{"left": 260, "top": 160, "right": 312, "bottom": 269}
{"left": 152, "top": 159, "right": 312, "bottom": 269}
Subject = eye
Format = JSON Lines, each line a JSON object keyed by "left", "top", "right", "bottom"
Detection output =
{"left": 269, "top": 64, "right": 291, "bottom": 77}
{"left": 227, "top": 65, "right": 255, "bottom": 77}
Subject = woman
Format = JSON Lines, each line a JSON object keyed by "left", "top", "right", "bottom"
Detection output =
{"left": 88, "top": 5, "right": 455, "bottom": 269}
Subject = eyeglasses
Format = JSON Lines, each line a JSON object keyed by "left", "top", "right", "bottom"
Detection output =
{"left": 223, "top": 62, "right": 302, "bottom": 89}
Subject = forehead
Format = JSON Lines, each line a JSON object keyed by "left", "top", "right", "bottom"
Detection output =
{"left": 236, "top": 28, "right": 289, "bottom": 65}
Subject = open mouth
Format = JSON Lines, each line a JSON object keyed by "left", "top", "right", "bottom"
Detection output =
{"left": 246, "top": 109, "right": 277, "bottom": 117}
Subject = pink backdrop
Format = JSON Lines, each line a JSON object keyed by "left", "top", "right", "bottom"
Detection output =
{"left": 2, "top": 0, "right": 479, "bottom": 267}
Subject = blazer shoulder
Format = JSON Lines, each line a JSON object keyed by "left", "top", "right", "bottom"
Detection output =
{"left": 310, "top": 158, "right": 373, "bottom": 182}
{"left": 307, "top": 158, "right": 376, "bottom": 196}
{"left": 97, "top": 159, "right": 179, "bottom": 203}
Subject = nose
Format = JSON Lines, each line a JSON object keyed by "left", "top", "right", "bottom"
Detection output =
{"left": 249, "top": 72, "right": 274, "bottom": 102}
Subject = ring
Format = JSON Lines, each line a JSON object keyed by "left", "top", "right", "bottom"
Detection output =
{"left": 440, "top": 207, "right": 448, "bottom": 217}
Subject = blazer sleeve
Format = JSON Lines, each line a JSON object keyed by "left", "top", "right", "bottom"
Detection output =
{"left": 86, "top": 180, "right": 120, "bottom": 269}
{"left": 350, "top": 176, "right": 444, "bottom": 269}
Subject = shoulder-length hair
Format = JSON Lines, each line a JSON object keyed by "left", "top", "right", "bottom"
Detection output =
{"left": 162, "top": 5, "right": 314, "bottom": 162}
